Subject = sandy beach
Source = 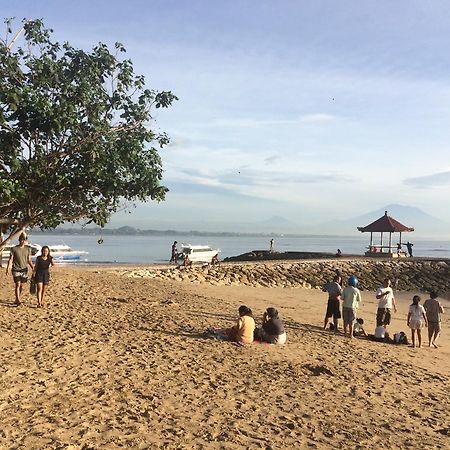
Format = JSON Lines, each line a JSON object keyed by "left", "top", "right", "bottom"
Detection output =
{"left": 0, "top": 265, "right": 449, "bottom": 449}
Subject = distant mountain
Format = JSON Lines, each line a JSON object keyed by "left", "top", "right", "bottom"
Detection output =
{"left": 316, "top": 204, "right": 449, "bottom": 237}
{"left": 258, "top": 216, "right": 300, "bottom": 232}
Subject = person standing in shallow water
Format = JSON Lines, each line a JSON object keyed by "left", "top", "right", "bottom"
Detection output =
{"left": 5, "top": 233, "right": 34, "bottom": 306}
{"left": 33, "top": 245, "right": 54, "bottom": 307}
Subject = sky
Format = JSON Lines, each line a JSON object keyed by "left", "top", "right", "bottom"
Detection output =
{"left": 3, "top": 0, "right": 450, "bottom": 231}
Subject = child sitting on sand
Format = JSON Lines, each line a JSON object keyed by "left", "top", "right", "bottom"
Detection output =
{"left": 256, "top": 307, "right": 287, "bottom": 345}
{"left": 353, "top": 318, "right": 367, "bottom": 337}
{"left": 224, "top": 305, "right": 255, "bottom": 344}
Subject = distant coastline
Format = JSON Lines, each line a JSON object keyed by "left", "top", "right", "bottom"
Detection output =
{"left": 30, "top": 226, "right": 349, "bottom": 239}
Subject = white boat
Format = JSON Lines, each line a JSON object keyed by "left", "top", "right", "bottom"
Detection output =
{"left": 1, "top": 242, "right": 88, "bottom": 262}
{"left": 181, "top": 244, "right": 220, "bottom": 263}
{"left": 1, "top": 242, "right": 41, "bottom": 260}
{"left": 46, "top": 244, "right": 89, "bottom": 262}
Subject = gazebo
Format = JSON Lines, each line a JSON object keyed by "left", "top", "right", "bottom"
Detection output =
{"left": 357, "top": 211, "right": 414, "bottom": 257}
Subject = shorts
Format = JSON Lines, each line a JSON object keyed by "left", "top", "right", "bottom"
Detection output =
{"left": 428, "top": 322, "right": 441, "bottom": 335}
{"left": 409, "top": 318, "right": 424, "bottom": 330}
{"left": 326, "top": 298, "right": 341, "bottom": 320}
{"left": 35, "top": 271, "right": 50, "bottom": 285}
{"left": 12, "top": 269, "right": 28, "bottom": 283}
{"left": 376, "top": 308, "right": 391, "bottom": 326}
{"left": 343, "top": 307, "right": 356, "bottom": 325}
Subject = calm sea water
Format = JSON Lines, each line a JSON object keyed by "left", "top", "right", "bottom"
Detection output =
{"left": 27, "top": 233, "right": 450, "bottom": 264}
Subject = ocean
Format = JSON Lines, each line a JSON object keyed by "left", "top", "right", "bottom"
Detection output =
{"left": 24, "top": 233, "right": 450, "bottom": 264}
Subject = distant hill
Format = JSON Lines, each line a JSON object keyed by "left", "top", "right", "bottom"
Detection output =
{"left": 315, "top": 204, "right": 449, "bottom": 237}
{"left": 30, "top": 204, "right": 448, "bottom": 237}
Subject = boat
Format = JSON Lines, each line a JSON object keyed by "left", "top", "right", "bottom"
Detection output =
{"left": 46, "top": 244, "right": 89, "bottom": 262}
{"left": 1, "top": 242, "right": 41, "bottom": 260}
{"left": 180, "top": 244, "right": 220, "bottom": 263}
{"left": 1, "top": 243, "right": 88, "bottom": 262}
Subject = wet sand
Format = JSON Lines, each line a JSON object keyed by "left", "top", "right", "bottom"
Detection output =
{"left": 0, "top": 266, "right": 449, "bottom": 449}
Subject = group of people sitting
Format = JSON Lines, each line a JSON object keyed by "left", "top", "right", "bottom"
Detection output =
{"left": 207, "top": 305, "right": 287, "bottom": 345}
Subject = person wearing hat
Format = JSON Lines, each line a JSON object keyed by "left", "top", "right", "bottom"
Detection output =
{"left": 5, "top": 233, "right": 34, "bottom": 306}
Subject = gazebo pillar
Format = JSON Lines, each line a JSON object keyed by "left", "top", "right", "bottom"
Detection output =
{"left": 380, "top": 232, "right": 383, "bottom": 253}
{"left": 388, "top": 232, "right": 392, "bottom": 254}
{"left": 369, "top": 232, "right": 373, "bottom": 249}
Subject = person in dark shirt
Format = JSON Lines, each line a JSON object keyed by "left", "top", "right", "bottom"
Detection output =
{"left": 33, "top": 245, "right": 54, "bottom": 307}
{"left": 170, "top": 241, "right": 178, "bottom": 264}
{"left": 257, "top": 307, "right": 287, "bottom": 345}
{"left": 406, "top": 241, "right": 414, "bottom": 257}
{"left": 323, "top": 275, "right": 343, "bottom": 332}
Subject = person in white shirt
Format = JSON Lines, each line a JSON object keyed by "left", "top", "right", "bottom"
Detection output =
{"left": 374, "top": 325, "right": 387, "bottom": 339}
{"left": 407, "top": 295, "right": 428, "bottom": 348}
{"left": 375, "top": 278, "right": 397, "bottom": 328}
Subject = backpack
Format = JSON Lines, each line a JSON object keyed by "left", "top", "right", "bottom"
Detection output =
{"left": 394, "top": 331, "right": 408, "bottom": 345}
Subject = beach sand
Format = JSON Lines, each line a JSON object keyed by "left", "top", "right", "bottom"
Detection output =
{"left": 0, "top": 266, "right": 449, "bottom": 449}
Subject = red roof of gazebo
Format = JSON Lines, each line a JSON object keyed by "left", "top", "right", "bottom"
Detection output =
{"left": 357, "top": 211, "right": 414, "bottom": 233}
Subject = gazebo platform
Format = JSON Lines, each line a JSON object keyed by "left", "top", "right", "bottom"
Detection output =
{"left": 358, "top": 211, "right": 414, "bottom": 258}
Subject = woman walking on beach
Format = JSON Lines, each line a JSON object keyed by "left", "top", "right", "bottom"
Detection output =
{"left": 33, "top": 246, "right": 54, "bottom": 307}
{"left": 407, "top": 295, "right": 428, "bottom": 348}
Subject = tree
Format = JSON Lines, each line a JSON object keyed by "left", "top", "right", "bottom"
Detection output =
{"left": 0, "top": 19, "right": 177, "bottom": 248}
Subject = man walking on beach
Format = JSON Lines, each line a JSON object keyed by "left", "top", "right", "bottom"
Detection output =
{"left": 323, "top": 274, "right": 342, "bottom": 332}
{"left": 423, "top": 291, "right": 445, "bottom": 348}
{"left": 5, "top": 233, "right": 34, "bottom": 306}
{"left": 376, "top": 278, "right": 397, "bottom": 328}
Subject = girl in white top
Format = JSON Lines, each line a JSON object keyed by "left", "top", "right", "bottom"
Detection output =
{"left": 407, "top": 295, "right": 428, "bottom": 348}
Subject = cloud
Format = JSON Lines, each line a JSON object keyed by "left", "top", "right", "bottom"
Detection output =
{"left": 172, "top": 167, "right": 351, "bottom": 191}
{"left": 404, "top": 171, "right": 450, "bottom": 188}
{"left": 206, "top": 113, "right": 337, "bottom": 129}
{"left": 264, "top": 155, "right": 280, "bottom": 164}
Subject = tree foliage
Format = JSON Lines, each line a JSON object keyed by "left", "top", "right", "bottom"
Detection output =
{"left": 0, "top": 19, "right": 177, "bottom": 244}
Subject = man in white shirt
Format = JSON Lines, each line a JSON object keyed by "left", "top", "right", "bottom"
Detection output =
{"left": 376, "top": 278, "right": 397, "bottom": 328}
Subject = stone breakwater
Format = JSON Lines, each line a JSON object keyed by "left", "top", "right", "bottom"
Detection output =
{"left": 119, "top": 259, "right": 450, "bottom": 294}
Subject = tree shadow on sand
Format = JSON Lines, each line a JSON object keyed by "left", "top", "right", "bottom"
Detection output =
{"left": 187, "top": 310, "right": 236, "bottom": 321}
{"left": 139, "top": 326, "right": 221, "bottom": 341}
{"left": 282, "top": 319, "right": 331, "bottom": 336}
